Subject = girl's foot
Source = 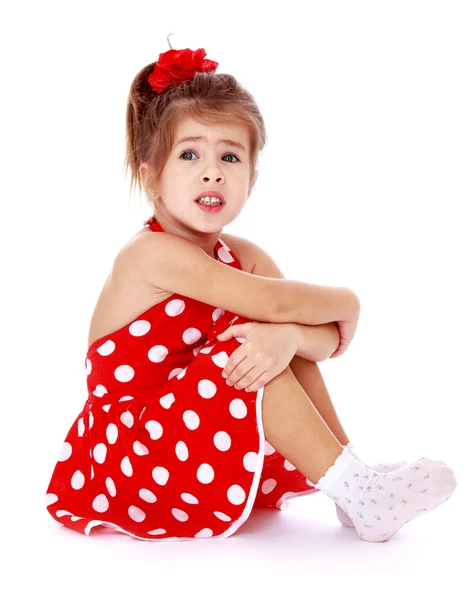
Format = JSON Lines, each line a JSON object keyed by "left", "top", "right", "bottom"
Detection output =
{"left": 336, "top": 460, "right": 408, "bottom": 527}
{"left": 316, "top": 448, "right": 457, "bottom": 542}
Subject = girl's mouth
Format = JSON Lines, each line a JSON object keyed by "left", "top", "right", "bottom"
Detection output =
{"left": 195, "top": 200, "right": 225, "bottom": 214}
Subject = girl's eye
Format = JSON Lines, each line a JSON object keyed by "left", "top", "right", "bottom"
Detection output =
{"left": 180, "top": 150, "right": 239, "bottom": 163}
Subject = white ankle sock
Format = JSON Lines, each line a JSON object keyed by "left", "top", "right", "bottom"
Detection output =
{"left": 315, "top": 446, "right": 457, "bottom": 542}
{"left": 344, "top": 441, "right": 360, "bottom": 461}
{"left": 336, "top": 442, "right": 408, "bottom": 528}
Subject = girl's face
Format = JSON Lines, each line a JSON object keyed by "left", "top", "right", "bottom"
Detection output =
{"left": 141, "top": 115, "right": 256, "bottom": 234}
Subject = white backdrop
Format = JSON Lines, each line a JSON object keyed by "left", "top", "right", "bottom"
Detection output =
{"left": 2, "top": 1, "right": 464, "bottom": 598}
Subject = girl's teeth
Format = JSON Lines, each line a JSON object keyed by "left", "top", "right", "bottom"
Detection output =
{"left": 198, "top": 198, "right": 222, "bottom": 205}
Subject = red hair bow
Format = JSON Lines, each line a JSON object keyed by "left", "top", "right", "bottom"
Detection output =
{"left": 148, "top": 47, "right": 219, "bottom": 94}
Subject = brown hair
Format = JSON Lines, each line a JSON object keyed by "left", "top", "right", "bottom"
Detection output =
{"left": 124, "top": 63, "right": 267, "bottom": 218}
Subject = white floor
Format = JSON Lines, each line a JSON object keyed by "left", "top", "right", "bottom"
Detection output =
{"left": 9, "top": 480, "right": 463, "bottom": 600}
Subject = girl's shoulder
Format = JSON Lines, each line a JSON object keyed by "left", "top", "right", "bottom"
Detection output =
{"left": 87, "top": 230, "right": 257, "bottom": 351}
{"left": 132, "top": 227, "right": 256, "bottom": 275}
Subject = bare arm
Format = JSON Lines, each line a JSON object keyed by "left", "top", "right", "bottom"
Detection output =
{"left": 138, "top": 232, "right": 359, "bottom": 330}
{"left": 272, "top": 280, "right": 360, "bottom": 325}
{"left": 289, "top": 322, "right": 340, "bottom": 362}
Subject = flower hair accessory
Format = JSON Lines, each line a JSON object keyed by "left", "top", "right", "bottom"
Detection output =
{"left": 148, "top": 33, "right": 219, "bottom": 94}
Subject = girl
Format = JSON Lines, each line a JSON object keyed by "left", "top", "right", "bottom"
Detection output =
{"left": 44, "top": 38, "right": 457, "bottom": 543}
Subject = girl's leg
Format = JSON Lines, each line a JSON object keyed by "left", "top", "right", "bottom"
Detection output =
{"left": 287, "top": 355, "right": 407, "bottom": 529}
{"left": 261, "top": 365, "right": 344, "bottom": 483}
{"left": 289, "top": 355, "right": 351, "bottom": 447}
{"left": 261, "top": 365, "right": 457, "bottom": 543}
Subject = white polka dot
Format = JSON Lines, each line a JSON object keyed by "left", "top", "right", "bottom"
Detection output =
{"left": 227, "top": 484, "right": 246, "bottom": 505}
{"left": 121, "top": 456, "right": 133, "bottom": 477}
{"left": 120, "top": 410, "right": 134, "bottom": 428}
{"left": 86, "top": 358, "right": 92, "bottom": 375}
{"left": 71, "top": 470, "right": 85, "bottom": 490}
{"left": 199, "top": 345, "right": 213, "bottom": 354}
{"left": 148, "top": 345, "right": 169, "bottom": 363}
{"left": 212, "top": 307, "right": 225, "bottom": 321}
{"left": 244, "top": 451, "right": 259, "bottom": 472}
{"left": 93, "top": 443, "right": 107, "bottom": 464}
{"left": 77, "top": 417, "right": 85, "bottom": 436}
{"left": 106, "top": 477, "right": 116, "bottom": 497}
{"left": 92, "top": 494, "right": 109, "bottom": 512}
{"left": 152, "top": 466, "right": 169, "bottom": 485}
{"left": 114, "top": 365, "right": 135, "bottom": 382}
{"left": 59, "top": 442, "right": 72, "bottom": 462}
{"left": 181, "top": 493, "right": 199, "bottom": 504}
{"left": 45, "top": 493, "right": 58, "bottom": 507}
{"left": 230, "top": 398, "right": 247, "bottom": 419}
{"left": 97, "top": 340, "right": 115, "bottom": 356}
{"left": 261, "top": 479, "right": 277, "bottom": 495}
{"left": 89, "top": 411, "right": 94, "bottom": 429}
{"left": 102, "top": 404, "right": 111, "bottom": 413}
{"left": 176, "top": 367, "right": 187, "bottom": 380}
{"left": 182, "top": 327, "right": 202, "bottom": 345}
{"left": 172, "top": 508, "right": 189, "bottom": 522}
{"left": 147, "top": 528, "right": 166, "bottom": 536}
{"left": 133, "top": 441, "right": 149, "bottom": 455}
{"left": 119, "top": 395, "right": 134, "bottom": 402}
{"left": 284, "top": 459, "right": 297, "bottom": 471}
{"left": 198, "top": 379, "right": 217, "bottom": 399}
{"left": 145, "top": 420, "right": 163, "bottom": 440}
{"left": 217, "top": 246, "right": 234, "bottom": 263}
{"left": 92, "top": 384, "right": 107, "bottom": 398}
{"left": 160, "top": 392, "right": 176, "bottom": 409}
{"left": 90, "top": 465, "right": 94, "bottom": 480}
{"left": 165, "top": 298, "right": 185, "bottom": 316}
{"left": 129, "top": 320, "right": 151, "bottom": 336}
{"left": 197, "top": 463, "right": 214, "bottom": 484}
{"left": 129, "top": 506, "right": 146, "bottom": 522}
{"left": 70, "top": 516, "right": 83, "bottom": 522}
{"left": 265, "top": 440, "right": 276, "bottom": 455}
{"left": 214, "top": 511, "right": 232, "bottom": 522}
{"left": 195, "top": 529, "right": 213, "bottom": 538}
{"left": 56, "top": 509, "right": 73, "bottom": 518}
{"left": 211, "top": 351, "right": 229, "bottom": 368}
{"left": 139, "top": 488, "right": 157, "bottom": 503}
{"left": 168, "top": 367, "right": 184, "bottom": 379}
{"left": 175, "top": 441, "right": 189, "bottom": 461}
{"left": 139, "top": 407, "right": 146, "bottom": 420}
{"left": 106, "top": 423, "right": 118, "bottom": 444}
{"left": 214, "top": 431, "right": 231, "bottom": 451}
{"left": 183, "top": 410, "right": 200, "bottom": 430}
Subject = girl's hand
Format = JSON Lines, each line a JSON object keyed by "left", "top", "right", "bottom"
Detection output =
{"left": 328, "top": 315, "right": 360, "bottom": 359}
{"left": 216, "top": 322, "right": 298, "bottom": 392}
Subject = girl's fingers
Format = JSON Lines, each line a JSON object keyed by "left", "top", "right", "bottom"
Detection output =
{"left": 245, "top": 373, "right": 269, "bottom": 392}
{"left": 232, "top": 367, "right": 266, "bottom": 390}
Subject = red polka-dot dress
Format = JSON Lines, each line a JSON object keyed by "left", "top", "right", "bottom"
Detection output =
{"left": 44, "top": 216, "right": 319, "bottom": 541}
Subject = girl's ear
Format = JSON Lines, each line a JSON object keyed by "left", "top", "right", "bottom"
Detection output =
{"left": 139, "top": 162, "right": 150, "bottom": 187}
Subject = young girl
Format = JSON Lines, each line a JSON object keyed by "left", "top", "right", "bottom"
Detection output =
{"left": 44, "top": 39, "right": 457, "bottom": 544}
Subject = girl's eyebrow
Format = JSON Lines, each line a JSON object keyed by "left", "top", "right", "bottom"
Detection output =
{"left": 174, "top": 136, "right": 246, "bottom": 152}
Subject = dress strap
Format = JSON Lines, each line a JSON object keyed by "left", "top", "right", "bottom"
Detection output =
{"left": 144, "top": 215, "right": 160, "bottom": 230}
